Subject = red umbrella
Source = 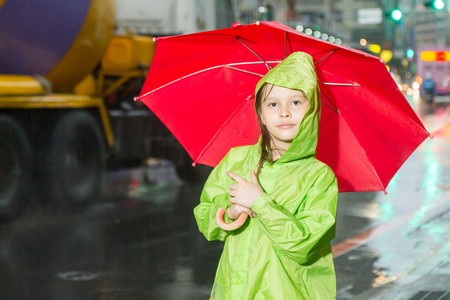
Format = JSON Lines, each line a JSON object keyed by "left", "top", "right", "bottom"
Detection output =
{"left": 136, "top": 21, "right": 430, "bottom": 193}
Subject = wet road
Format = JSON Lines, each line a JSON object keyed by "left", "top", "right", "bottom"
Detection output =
{"left": 0, "top": 162, "right": 218, "bottom": 299}
{"left": 1, "top": 99, "right": 449, "bottom": 299}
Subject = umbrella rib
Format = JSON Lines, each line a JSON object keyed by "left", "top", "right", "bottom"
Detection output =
{"left": 236, "top": 37, "right": 272, "bottom": 71}
{"left": 320, "top": 82, "right": 358, "bottom": 86}
{"left": 369, "top": 164, "right": 388, "bottom": 193}
{"left": 314, "top": 49, "right": 338, "bottom": 65}
{"left": 137, "top": 61, "right": 281, "bottom": 99}
{"left": 284, "top": 32, "right": 287, "bottom": 58}
{"left": 137, "top": 65, "right": 225, "bottom": 99}
{"left": 346, "top": 122, "right": 388, "bottom": 193}
{"left": 138, "top": 63, "right": 257, "bottom": 99}
{"left": 286, "top": 35, "right": 294, "bottom": 53}
{"left": 318, "top": 68, "right": 427, "bottom": 132}
{"left": 321, "top": 80, "right": 429, "bottom": 135}
{"left": 320, "top": 90, "right": 339, "bottom": 113}
{"left": 195, "top": 97, "right": 251, "bottom": 164}
{"left": 319, "top": 69, "right": 360, "bottom": 86}
{"left": 224, "top": 65, "right": 264, "bottom": 77}
{"left": 322, "top": 63, "right": 430, "bottom": 137}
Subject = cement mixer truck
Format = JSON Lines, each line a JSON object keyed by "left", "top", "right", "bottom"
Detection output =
{"left": 0, "top": 0, "right": 209, "bottom": 218}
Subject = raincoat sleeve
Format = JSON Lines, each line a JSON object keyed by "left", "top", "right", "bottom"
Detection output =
{"left": 251, "top": 165, "right": 338, "bottom": 264}
{"left": 193, "top": 151, "right": 235, "bottom": 242}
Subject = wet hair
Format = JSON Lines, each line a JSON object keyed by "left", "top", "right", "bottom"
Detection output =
{"left": 255, "top": 83, "right": 274, "bottom": 164}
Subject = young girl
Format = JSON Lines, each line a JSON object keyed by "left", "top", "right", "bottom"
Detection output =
{"left": 194, "top": 52, "right": 338, "bottom": 299}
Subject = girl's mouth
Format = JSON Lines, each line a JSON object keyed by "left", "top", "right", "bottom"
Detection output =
{"left": 277, "top": 124, "right": 295, "bottom": 129}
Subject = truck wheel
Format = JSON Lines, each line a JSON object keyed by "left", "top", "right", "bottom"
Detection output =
{"left": 48, "top": 111, "right": 105, "bottom": 210}
{"left": 0, "top": 116, "right": 32, "bottom": 219}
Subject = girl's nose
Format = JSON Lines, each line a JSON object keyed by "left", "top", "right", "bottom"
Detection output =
{"left": 280, "top": 108, "right": 291, "bottom": 118}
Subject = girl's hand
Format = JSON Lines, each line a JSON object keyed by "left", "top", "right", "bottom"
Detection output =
{"left": 227, "top": 171, "right": 264, "bottom": 209}
{"left": 226, "top": 204, "right": 256, "bottom": 220}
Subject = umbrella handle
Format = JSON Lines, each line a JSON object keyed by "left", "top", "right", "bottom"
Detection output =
{"left": 215, "top": 207, "right": 248, "bottom": 231}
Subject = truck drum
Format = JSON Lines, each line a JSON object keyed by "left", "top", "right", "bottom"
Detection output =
{"left": 48, "top": 111, "right": 105, "bottom": 210}
{"left": 0, "top": 115, "right": 32, "bottom": 219}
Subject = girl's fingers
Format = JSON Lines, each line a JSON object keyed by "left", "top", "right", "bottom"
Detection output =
{"left": 242, "top": 207, "right": 255, "bottom": 217}
{"left": 229, "top": 203, "right": 252, "bottom": 215}
{"left": 226, "top": 172, "right": 245, "bottom": 183}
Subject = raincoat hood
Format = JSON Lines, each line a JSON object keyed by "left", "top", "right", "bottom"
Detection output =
{"left": 255, "top": 52, "right": 321, "bottom": 163}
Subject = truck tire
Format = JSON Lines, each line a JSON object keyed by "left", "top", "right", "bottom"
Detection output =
{"left": 0, "top": 115, "right": 32, "bottom": 219}
{"left": 48, "top": 111, "right": 105, "bottom": 210}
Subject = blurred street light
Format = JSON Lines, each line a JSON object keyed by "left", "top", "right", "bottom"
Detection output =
{"left": 369, "top": 44, "right": 381, "bottom": 54}
{"left": 391, "top": 9, "right": 403, "bottom": 21}
{"left": 434, "top": 0, "right": 445, "bottom": 9}
{"left": 424, "top": 0, "right": 445, "bottom": 10}
{"left": 406, "top": 48, "right": 415, "bottom": 59}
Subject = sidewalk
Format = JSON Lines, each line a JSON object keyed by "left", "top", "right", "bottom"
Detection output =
{"left": 349, "top": 191, "right": 450, "bottom": 300}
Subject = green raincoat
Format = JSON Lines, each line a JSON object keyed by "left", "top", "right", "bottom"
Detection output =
{"left": 194, "top": 52, "right": 338, "bottom": 299}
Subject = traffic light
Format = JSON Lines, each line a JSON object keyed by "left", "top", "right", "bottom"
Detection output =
{"left": 406, "top": 49, "right": 414, "bottom": 61}
{"left": 390, "top": 9, "right": 402, "bottom": 21}
{"left": 424, "top": 0, "right": 445, "bottom": 9}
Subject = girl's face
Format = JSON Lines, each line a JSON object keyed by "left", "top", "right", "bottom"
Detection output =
{"left": 260, "top": 84, "right": 310, "bottom": 150}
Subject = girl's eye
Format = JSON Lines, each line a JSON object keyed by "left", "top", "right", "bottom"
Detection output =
{"left": 292, "top": 101, "right": 301, "bottom": 105}
{"left": 268, "top": 103, "right": 277, "bottom": 107}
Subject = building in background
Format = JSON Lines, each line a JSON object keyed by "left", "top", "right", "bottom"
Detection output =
{"left": 114, "top": 0, "right": 236, "bottom": 35}
{"left": 231, "top": 0, "right": 287, "bottom": 25}
{"left": 391, "top": 0, "right": 450, "bottom": 77}
{"left": 285, "top": 0, "right": 384, "bottom": 48}
{"left": 114, "top": 0, "right": 448, "bottom": 78}
{"left": 412, "top": 1, "right": 450, "bottom": 48}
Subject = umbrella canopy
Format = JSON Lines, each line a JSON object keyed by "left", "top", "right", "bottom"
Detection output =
{"left": 136, "top": 21, "right": 430, "bottom": 193}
